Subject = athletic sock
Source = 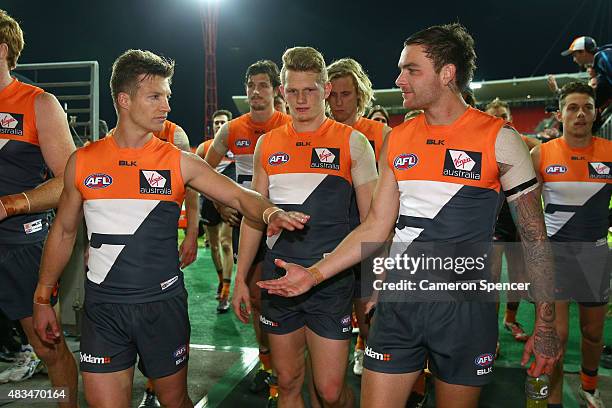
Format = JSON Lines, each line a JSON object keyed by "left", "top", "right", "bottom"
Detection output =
{"left": 580, "top": 366, "right": 598, "bottom": 393}
{"left": 355, "top": 335, "right": 365, "bottom": 351}
{"left": 221, "top": 279, "right": 231, "bottom": 299}
{"left": 259, "top": 350, "right": 272, "bottom": 372}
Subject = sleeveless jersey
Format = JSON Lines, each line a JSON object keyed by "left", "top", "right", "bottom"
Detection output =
{"left": 0, "top": 79, "right": 50, "bottom": 244}
{"left": 227, "top": 111, "right": 291, "bottom": 188}
{"left": 75, "top": 136, "right": 186, "bottom": 303}
{"left": 540, "top": 136, "right": 611, "bottom": 242}
{"left": 153, "top": 120, "right": 176, "bottom": 145}
{"left": 388, "top": 107, "right": 504, "bottom": 246}
{"left": 353, "top": 116, "right": 385, "bottom": 161}
{"left": 261, "top": 119, "right": 354, "bottom": 260}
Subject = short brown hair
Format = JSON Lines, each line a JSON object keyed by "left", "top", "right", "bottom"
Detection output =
{"left": 0, "top": 9, "right": 24, "bottom": 70}
{"left": 110, "top": 49, "right": 175, "bottom": 108}
{"left": 212, "top": 109, "right": 232, "bottom": 121}
{"left": 404, "top": 23, "right": 476, "bottom": 92}
{"left": 485, "top": 97, "right": 510, "bottom": 113}
{"left": 327, "top": 58, "right": 374, "bottom": 116}
{"left": 281, "top": 46, "right": 327, "bottom": 85}
{"left": 558, "top": 81, "right": 595, "bottom": 109}
{"left": 245, "top": 60, "right": 281, "bottom": 89}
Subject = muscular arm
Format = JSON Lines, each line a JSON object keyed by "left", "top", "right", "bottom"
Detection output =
{"left": 174, "top": 126, "right": 199, "bottom": 266}
{"left": 497, "top": 126, "right": 559, "bottom": 375}
{"left": 350, "top": 130, "right": 378, "bottom": 220}
{"left": 204, "top": 123, "right": 229, "bottom": 169}
{"left": 0, "top": 92, "right": 76, "bottom": 220}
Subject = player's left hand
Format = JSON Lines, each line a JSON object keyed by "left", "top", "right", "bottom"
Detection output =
{"left": 521, "top": 321, "right": 561, "bottom": 377}
{"left": 256, "top": 259, "right": 316, "bottom": 296}
{"left": 266, "top": 210, "right": 309, "bottom": 237}
{"left": 179, "top": 232, "right": 198, "bottom": 268}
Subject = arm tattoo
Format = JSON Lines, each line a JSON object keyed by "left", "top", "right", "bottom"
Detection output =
{"left": 508, "top": 190, "right": 556, "bottom": 314}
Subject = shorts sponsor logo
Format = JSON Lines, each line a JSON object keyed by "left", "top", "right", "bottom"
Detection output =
{"left": 176, "top": 355, "right": 187, "bottom": 365}
{"left": 140, "top": 170, "right": 172, "bottom": 195}
{"left": 84, "top": 173, "right": 113, "bottom": 189}
{"left": 340, "top": 315, "right": 351, "bottom": 326}
{"left": 173, "top": 345, "right": 187, "bottom": 358}
{"left": 477, "top": 366, "right": 493, "bottom": 376}
{"left": 545, "top": 164, "right": 567, "bottom": 175}
{"left": 364, "top": 346, "right": 391, "bottom": 361}
{"left": 443, "top": 149, "right": 482, "bottom": 180}
{"left": 588, "top": 162, "right": 611, "bottom": 179}
{"left": 160, "top": 276, "right": 179, "bottom": 290}
{"left": 268, "top": 152, "right": 290, "bottom": 166}
{"left": 259, "top": 315, "right": 279, "bottom": 327}
{"left": 474, "top": 353, "right": 494, "bottom": 367}
{"left": 23, "top": 219, "right": 43, "bottom": 234}
{"left": 235, "top": 139, "right": 251, "bottom": 148}
{"left": 0, "top": 112, "right": 24, "bottom": 135}
{"left": 393, "top": 153, "right": 418, "bottom": 170}
{"left": 311, "top": 147, "right": 340, "bottom": 170}
{"left": 80, "top": 353, "right": 111, "bottom": 364}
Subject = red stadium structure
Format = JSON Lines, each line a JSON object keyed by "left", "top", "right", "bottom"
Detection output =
{"left": 201, "top": 2, "right": 219, "bottom": 140}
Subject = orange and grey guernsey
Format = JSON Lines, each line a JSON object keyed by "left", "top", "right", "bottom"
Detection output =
{"left": 153, "top": 120, "right": 176, "bottom": 145}
{"left": 353, "top": 116, "right": 385, "bottom": 161}
{"left": 75, "top": 135, "right": 186, "bottom": 303}
{"left": 261, "top": 119, "right": 354, "bottom": 260}
{"left": 539, "top": 137, "right": 611, "bottom": 242}
{"left": 388, "top": 107, "right": 504, "bottom": 245}
{"left": 0, "top": 79, "right": 50, "bottom": 244}
{"left": 228, "top": 110, "right": 291, "bottom": 187}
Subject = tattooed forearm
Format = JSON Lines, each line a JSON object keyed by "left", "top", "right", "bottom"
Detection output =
{"left": 533, "top": 322, "right": 560, "bottom": 358}
{"left": 508, "top": 190, "right": 555, "bottom": 303}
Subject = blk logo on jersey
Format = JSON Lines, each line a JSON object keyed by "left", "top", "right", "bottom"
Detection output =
{"left": 427, "top": 139, "right": 445, "bottom": 145}
{"left": 235, "top": 139, "right": 251, "bottom": 148}
{"left": 393, "top": 153, "right": 418, "bottom": 170}
{"left": 545, "top": 164, "right": 567, "bottom": 175}
{"left": 310, "top": 147, "right": 340, "bottom": 170}
{"left": 443, "top": 149, "right": 482, "bottom": 180}
{"left": 118, "top": 160, "right": 137, "bottom": 167}
{"left": 0, "top": 112, "right": 24, "bottom": 135}
{"left": 140, "top": 170, "right": 172, "bottom": 195}
{"left": 589, "top": 162, "right": 611, "bottom": 179}
{"left": 84, "top": 173, "right": 113, "bottom": 189}
{"left": 268, "top": 152, "right": 290, "bottom": 166}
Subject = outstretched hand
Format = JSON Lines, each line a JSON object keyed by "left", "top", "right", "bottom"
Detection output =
{"left": 256, "top": 259, "right": 317, "bottom": 297}
{"left": 266, "top": 210, "right": 309, "bottom": 236}
{"left": 521, "top": 322, "right": 562, "bottom": 377}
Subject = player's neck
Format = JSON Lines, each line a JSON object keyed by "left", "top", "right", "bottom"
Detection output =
{"left": 423, "top": 93, "right": 468, "bottom": 126}
{"left": 0, "top": 69, "right": 13, "bottom": 93}
{"left": 113, "top": 119, "right": 153, "bottom": 148}
{"left": 249, "top": 105, "right": 275, "bottom": 123}
{"left": 340, "top": 113, "right": 359, "bottom": 127}
{"left": 292, "top": 113, "right": 326, "bottom": 133}
{"left": 562, "top": 133, "right": 593, "bottom": 149}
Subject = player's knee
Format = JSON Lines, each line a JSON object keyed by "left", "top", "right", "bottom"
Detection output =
{"left": 157, "top": 388, "right": 190, "bottom": 408}
{"left": 580, "top": 321, "right": 604, "bottom": 344}
{"left": 276, "top": 368, "right": 303, "bottom": 396}
{"left": 219, "top": 236, "right": 232, "bottom": 252}
{"left": 315, "top": 378, "right": 344, "bottom": 405}
{"left": 30, "top": 339, "right": 64, "bottom": 366}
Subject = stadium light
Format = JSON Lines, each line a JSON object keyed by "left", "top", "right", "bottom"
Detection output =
{"left": 469, "top": 82, "right": 482, "bottom": 90}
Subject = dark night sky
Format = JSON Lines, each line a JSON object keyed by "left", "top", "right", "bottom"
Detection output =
{"left": 4, "top": 0, "right": 610, "bottom": 145}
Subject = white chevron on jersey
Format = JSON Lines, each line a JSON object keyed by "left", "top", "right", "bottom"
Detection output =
{"left": 84, "top": 199, "right": 160, "bottom": 284}
{"left": 268, "top": 173, "right": 328, "bottom": 205}
{"left": 542, "top": 181, "right": 607, "bottom": 237}
{"left": 390, "top": 227, "right": 425, "bottom": 258}
{"left": 0, "top": 139, "right": 8, "bottom": 151}
{"left": 266, "top": 173, "right": 328, "bottom": 250}
{"left": 397, "top": 180, "right": 464, "bottom": 218}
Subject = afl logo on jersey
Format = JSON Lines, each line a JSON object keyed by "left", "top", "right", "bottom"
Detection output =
{"left": 545, "top": 165, "right": 567, "bottom": 175}
{"left": 474, "top": 353, "right": 494, "bottom": 367}
{"left": 393, "top": 153, "right": 418, "bottom": 170}
{"left": 268, "top": 152, "right": 290, "bottom": 166}
{"left": 235, "top": 139, "right": 251, "bottom": 148}
{"left": 84, "top": 173, "right": 113, "bottom": 189}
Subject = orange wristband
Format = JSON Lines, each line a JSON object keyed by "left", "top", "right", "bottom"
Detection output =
{"left": 306, "top": 266, "right": 324, "bottom": 286}
{"left": 0, "top": 192, "right": 30, "bottom": 216}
